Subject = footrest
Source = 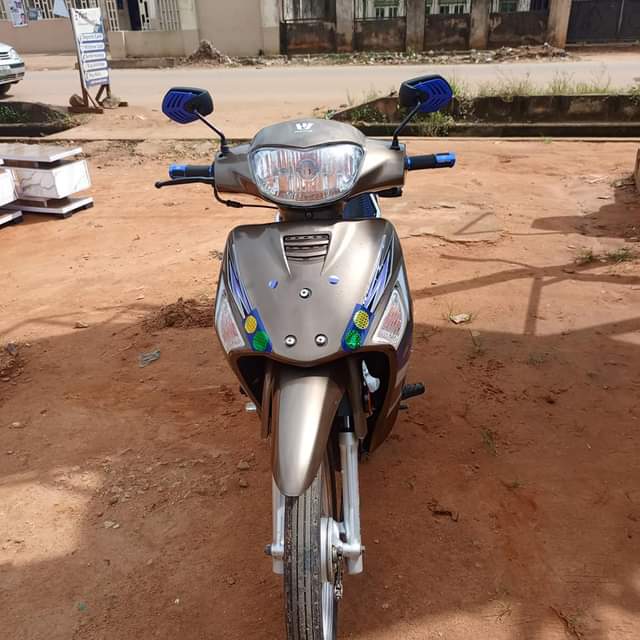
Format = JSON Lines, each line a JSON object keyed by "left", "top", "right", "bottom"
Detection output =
{"left": 401, "top": 383, "right": 425, "bottom": 400}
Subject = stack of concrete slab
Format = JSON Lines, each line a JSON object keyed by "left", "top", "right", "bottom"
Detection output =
{"left": 0, "top": 144, "right": 93, "bottom": 227}
{"left": 0, "top": 158, "right": 19, "bottom": 228}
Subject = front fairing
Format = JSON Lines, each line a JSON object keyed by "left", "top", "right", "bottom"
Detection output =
{"left": 216, "top": 218, "right": 410, "bottom": 365}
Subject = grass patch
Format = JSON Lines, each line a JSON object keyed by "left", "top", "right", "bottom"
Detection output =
{"left": 575, "top": 246, "right": 637, "bottom": 266}
{"left": 477, "top": 75, "right": 536, "bottom": 98}
{"left": 0, "top": 105, "right": 27, "bottom": 123}
{"left": 547, "top": 69, "right": 612, "bottom": 95}
{"left": 575, "top": 248, "right": 597, "bottom": 265}
{"left": 604, "top": 247, "right": 637, "bottom": 263}
{"left": 414, "top": 110, "right": 455, "bottom": 136}
{"left": 468, "top": 68, "right": 635, "bottom": 98}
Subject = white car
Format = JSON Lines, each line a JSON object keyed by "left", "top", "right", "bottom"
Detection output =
{"left": 0, "top": 43, "right": 24, "bottom": 95}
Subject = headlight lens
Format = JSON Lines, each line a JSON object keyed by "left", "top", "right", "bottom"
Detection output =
{"left": 8, "top": 48, "right": 19, "bottom": 60}
{"left": 250, "top": 144, "right": 364, "bottom": 206}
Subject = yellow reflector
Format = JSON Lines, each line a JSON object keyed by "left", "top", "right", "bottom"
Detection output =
{"left": 244, "top": 315, "right": 258, "bottom": 334}
{"left": 353, "top": 310, "right": 369, "bottom": 330}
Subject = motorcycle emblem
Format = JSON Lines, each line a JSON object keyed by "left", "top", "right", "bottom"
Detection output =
{"left": 295, "top": 122, "right": 314, "bottom": 132}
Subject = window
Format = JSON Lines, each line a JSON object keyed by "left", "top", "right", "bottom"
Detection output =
{"left": 438, "top": 0, "right": 469, "bottom": 14}
{"left": 370, "top": 0, "right": 404, "bottom": 18}
{"left": 499, "top": 0, "right": 518, "bottom": 10}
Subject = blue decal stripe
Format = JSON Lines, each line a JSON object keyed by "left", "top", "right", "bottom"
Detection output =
{"left": 227, "top": 254, "right": 252, "bottom": 317}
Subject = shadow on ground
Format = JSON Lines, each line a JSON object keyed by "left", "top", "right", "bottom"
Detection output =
{"left": 2, "top": 258, "right": 640, "bottom": 639}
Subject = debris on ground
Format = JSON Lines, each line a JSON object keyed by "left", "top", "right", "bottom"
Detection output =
{"left": 186, "top": 40, "right": 233, "bottom": 66}
{"left": 427, "top": 499, "right": 459, "bottom": 522}
{"left": 144, "top": 297, "right": 214, "bottom": 331}
{"left": 74, "top": 321, "right": 89, "bottom": 329}
{"left": 449, "top": 312, "right": 472, "bottom": 325}
{"left": 181, "top": 43, "right": 571, "bottom": 68}
{"left": 550, "top": 605, "right": 585, "bottom": 639}
{"left": 236, "top": 461, "right": 250, "bottom": 471}
{"left": 0, "top": 342, "right": 23, "bottom": 379}
{"left": 139, "top": 349, "right": 161, "bottom": 368}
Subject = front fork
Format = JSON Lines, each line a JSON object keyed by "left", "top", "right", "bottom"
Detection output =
{"left": 268, "top": 430, "right": 365, "bottom": 579}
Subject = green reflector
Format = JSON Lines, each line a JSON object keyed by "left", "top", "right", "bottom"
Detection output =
{"left": 252, "top": 330, "right": 270, "bottom": 352}
{"left": 345, "top": 329, "right": 361, "bottom": 350}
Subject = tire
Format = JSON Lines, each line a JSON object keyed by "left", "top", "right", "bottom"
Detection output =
{"left": 0, "top": 85, "right": 10, "bottom": 96}
{"left": 284, "top": 460, "right": 339, "bottom": 640}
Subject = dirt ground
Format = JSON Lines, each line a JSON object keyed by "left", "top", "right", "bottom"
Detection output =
{"left": 1, "top": 139, "right": 640, "bottom": 640}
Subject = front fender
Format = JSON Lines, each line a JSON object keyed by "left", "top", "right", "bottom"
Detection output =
{"left": 271, "top": 365, "right": 344, "bottom": 497}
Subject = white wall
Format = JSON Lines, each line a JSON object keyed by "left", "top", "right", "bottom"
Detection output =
{"left": 121, "top": 29, "right": 198, "bottom": 57}
{"left": 195, "top": 0, "right": 265, "bottom": 56}
{"left": 0, "top": 18, "right": 75, "bottom": 53}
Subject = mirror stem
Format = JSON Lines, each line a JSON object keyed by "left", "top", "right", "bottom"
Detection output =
{"left": 391, "top": 102, "right": 422, "bottom": 151}
{"left": 195, "top": 111, "right": 229, "bottom": 155}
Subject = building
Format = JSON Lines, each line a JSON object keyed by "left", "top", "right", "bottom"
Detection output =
{"left": 0, "top": 0, "right": 638, "bottom": 58}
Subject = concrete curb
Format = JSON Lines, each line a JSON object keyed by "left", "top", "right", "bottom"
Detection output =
{"left": 356, "top": 122, "right": 640, "bottom": 138}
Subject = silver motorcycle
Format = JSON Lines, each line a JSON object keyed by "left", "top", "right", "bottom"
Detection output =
{"left": 156, "top": 74, "right": 456, "bottom": 639}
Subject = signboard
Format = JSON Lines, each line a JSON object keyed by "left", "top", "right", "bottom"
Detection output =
{"left": 4, "top": 0, "right": 28, "bottom": 27}
{"left": 70, "top": 8, "right": 110, "bottom": 88}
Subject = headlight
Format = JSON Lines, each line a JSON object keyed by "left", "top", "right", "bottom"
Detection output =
{"left": 215, "top": 283, "right": 245, "bottom": 353}
{"left": 8, "top": 48, "right": 19, "bottom": 60}
{"left": 250, "top": 143, "right": 364, "bottom": 206}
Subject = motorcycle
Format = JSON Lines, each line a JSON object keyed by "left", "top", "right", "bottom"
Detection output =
{"left": 155, "top": 74, "right": 456, "bottom": 639}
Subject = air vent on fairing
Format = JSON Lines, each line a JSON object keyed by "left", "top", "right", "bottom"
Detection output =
{"left": 283, "top": 234, "right": 330, "bottom": 261}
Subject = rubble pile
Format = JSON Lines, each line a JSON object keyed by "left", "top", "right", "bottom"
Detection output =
{"left": 144, "top": 297, "right": 214, "bottom": 330}
{"left": 182, "top": 43, "right": 571, "bottom": 68}
{"left": 302, "top": 43, "right": 570, "bottom": 66}
{"left": 186, "top": 40, "right": 233, "bottom": 65}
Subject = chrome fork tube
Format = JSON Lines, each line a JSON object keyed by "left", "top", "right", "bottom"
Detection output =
{"left": 339, "top": 431, "right": 364, "bottom": 574}
{"left": 269, "top": 433, "right": 363, "bottom": 576}
{"left": 270, "top": 478, "right": 285, "bottom": 574}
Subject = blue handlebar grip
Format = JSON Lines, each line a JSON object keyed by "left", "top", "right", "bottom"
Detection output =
{"left": 435, "top": 152, "right": 456, "bottom": 167}
{"left": 169, "top": 164, "right": 187, "bottom": 179}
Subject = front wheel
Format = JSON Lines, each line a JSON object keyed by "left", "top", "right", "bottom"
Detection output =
{"left": 284, "top": 462, "right": 339, "bottom": 640}
{"left": 0, "top": 84, "right": 10, "bottom": 96}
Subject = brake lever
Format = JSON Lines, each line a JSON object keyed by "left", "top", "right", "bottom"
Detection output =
{"left": 154, "top": 177, "right": 215, "bottom": 189}
{"left": 154, "top": 177, "right": 278, "bottom": 211}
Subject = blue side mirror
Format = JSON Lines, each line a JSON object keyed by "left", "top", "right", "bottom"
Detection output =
{"left": 162, "top": 87, "right": 214, "bottom": 124}
{"left": 398, "top": 75, "right": 453, "bottom": 114}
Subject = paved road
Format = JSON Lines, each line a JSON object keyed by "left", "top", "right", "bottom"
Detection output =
{"left": 16, "top": 55, "right": 640, "bottom": 107}
{"left": 10, "top": 54, "right": 640, "bottom": 139}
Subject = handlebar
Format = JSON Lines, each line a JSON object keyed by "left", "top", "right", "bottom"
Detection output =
{"left": 405, "top": 153, "right": 456, "bottom": 171}
{"left": 168, "top": 163, "right": 214, "bottom": 179}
